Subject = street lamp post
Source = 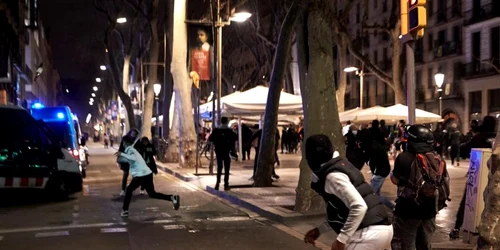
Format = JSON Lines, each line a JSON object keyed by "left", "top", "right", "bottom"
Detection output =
{"left": 344, "top": 66, "right": 365, "bottom": 109}
{"left": 434, "top": 73, "right": 444, "bottom": 117}
{"left": 154, "top": 83, "right": 162, "bottom": 140}
{"left": 213, "top": 1, "right": 252, "bottom": 126}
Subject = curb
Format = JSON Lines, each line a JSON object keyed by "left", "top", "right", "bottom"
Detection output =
{"left": 156, "top": 163, "right": 198, "bottom": 182}
{"left": 205, "top": 185, "right": 324, "bottom": 224}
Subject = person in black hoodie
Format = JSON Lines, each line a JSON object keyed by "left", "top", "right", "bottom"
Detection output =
{"left": 118, "top": 129, "right": 140, "bottom": 196}
{"left": 447, "top": 123, "right": 462, "bottom": 166}
{"left": 369, "top": 120, "right": 387, "bottom": 147}
{"left": 208, "top": 117, "right": 237, "bottom": 191}
{"left": 345, "top": 124, "right": 365, "bottom": 170}
{"left": 357, "top": 129, "right": 395, "bottom": 209}
{"left": 303, "top": 134, "right": 393, "bottom": 249}
{"left": 449, "top": 116, "right": 496, "bottom": 239}
{"left": 433, "top": 123, "right": 445, "bottom": 157}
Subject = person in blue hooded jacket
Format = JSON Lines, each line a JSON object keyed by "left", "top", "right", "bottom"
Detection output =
{"left": 116, "top": 136, "right": 180, "bottom": 217}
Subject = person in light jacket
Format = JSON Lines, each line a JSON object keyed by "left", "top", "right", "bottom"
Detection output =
{"left": 116, "top": 136, "right": 180, "bottom": 217}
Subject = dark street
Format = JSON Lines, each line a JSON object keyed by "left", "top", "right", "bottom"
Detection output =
{"left": 0, "top": 144, "right": 316, "bottom": 250}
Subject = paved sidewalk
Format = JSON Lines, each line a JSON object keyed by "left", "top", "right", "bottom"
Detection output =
{"left": 157, "top": 152, "right": 475, "bottom": 249}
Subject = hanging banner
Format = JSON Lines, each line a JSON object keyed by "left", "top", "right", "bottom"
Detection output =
{"left": 189, "top": 25, "right": 213, "bottom": 81}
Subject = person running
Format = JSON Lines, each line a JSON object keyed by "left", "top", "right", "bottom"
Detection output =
{"left": 117, "top": 136, "right": 180, "bottom": 217}
{"left": 118, "top": 129, "right": 140, "bottom": 196}
{"left": 137, "top": 137, "right": 159, "bottom": 195}
{"left": 303, "top": 134, "right": 393, "bottom": 249}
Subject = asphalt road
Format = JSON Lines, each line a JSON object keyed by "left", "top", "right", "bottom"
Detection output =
{"left": 0, "top": 144, "right": 317, "bottom": 250}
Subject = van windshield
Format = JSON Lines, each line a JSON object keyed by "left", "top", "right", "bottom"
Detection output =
{"left": 45, "top": 121, "right": 72, "bottom": 149}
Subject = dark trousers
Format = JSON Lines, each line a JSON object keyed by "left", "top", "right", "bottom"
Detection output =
{"left": 454, "top": 187, "right": 467, "bottom": 230}
{"left": 121, "top": 167, "right": 129, "bottom": 191}
{"left": 450, "top": 145, "right": 460, "bottom": 164}
{"left": 122, "top": 167, "right": 144, "bottom": 191}
{"left": 216, "top": 153, "right": 231, "bottom": 187}
{"left": 122, "top": 173, "right": 172, "bottom": 211}
{"left": 242, "top": 146, "right": 251, "bottom": 160}
{"left": 391, "top": 216, "right": 436, "bottom": 250}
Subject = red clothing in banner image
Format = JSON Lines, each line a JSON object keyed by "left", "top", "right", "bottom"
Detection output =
{"left": 191, "top": 49, "right": 210, "bottom": 80}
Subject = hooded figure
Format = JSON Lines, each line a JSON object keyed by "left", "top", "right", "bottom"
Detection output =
{"left": 303, "top": 134, "right": 393, "bottom": 250}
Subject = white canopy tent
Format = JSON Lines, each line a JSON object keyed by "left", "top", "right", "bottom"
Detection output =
{"left": 222, "top": 86, "right": 303, "bottom": 116}
{"left": 341, "top": 104, "right": 441, "bottom": 124}
{"left": 198, "top": 91, "right": 242, "bottom": 119}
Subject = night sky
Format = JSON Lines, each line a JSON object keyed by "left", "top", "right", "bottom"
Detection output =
{"left": 39, "top": 0, "right": 108, "bottom": 119}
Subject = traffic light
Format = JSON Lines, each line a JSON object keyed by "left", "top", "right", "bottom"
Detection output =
{"left": 408, "top": 0, "right": 427, "bottom": 32}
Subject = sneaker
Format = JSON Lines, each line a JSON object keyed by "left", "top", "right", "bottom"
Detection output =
{"left": 120, "top": 190, "right": 125, "bottom": 196}
{"left": 449, "top": 229, "right": 460, "bottom": 239}
{"left": 272, "top": 174, "right": 280, "bottom": 179}
{"left": 120, "top": 210, "right": 129, "bottom": 217}
{"left": 224, "top": 186, "right": 230, "bottom": 191}
{"left": 140, "top": 190, "right": 145, "bottom": 195}
{"left": 172, "top": 195, "right": 180, "bottom": 210}
{"left": 214, "top": 184, "right": 219, "bottom": 191}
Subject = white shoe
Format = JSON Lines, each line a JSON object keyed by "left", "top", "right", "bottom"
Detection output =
{"left": 140, "top": 190, "right": 145, "bottom": 195}
{"left": 120, "top": 210, "right": 129, "bottom": 217}
{"left": 120, "top": 190, "right": 125, "bottom": 196}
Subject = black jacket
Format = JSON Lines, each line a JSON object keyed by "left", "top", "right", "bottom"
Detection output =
{"left": 311, "top": 157, "right": 390, "bottom": 234}
{"left": 209, "top": 127, "right": 237, "bottom": 155}
{"left": 366, "top": 141, "right": 391, "bottom": 177}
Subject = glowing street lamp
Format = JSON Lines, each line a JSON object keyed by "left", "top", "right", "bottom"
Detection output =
{"left": 230, "top": 12, "right": 252, "bottom": 23}
{"left": 100, "top": 65, "right": 106, "bottom": 71}
{"left": 117, "top": 17, "right": 127, "bottom": 23}
{"left": 434, "top": 73, "right": 445, "bottom": 116}
{"left": 91, "top": 93, "right": 96, "bottom": 97}
{"left": 95, "top": 78, "right": 101, "bottom": 82}
{"left": 344, "top": 66, "right": 365, "bottom": 109}
{"left": 153, "top": 83, "right": 162, "bottom": 139}
{"left": 93, "top": 86, "right": 98, "bottom": 91}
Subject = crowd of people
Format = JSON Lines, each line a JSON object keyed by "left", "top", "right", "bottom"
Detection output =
{"left": 318, "top": 115, "right": 496, "bottom": 249}
{"left": 112, "top": 114, "right": 496, "bottom": 249}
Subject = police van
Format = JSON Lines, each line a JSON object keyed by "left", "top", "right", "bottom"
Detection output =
{"left": 0, "top": 104, "right": 82, "bottom": 196}
{"left": 30, "top": 104, "right": 87, "bottom": 177}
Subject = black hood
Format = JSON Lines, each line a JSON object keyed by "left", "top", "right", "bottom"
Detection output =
{"left": 407, "top": 141, "right": 434, "bottom": 154}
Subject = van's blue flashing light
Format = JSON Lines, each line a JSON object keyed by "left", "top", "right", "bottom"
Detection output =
{"left": 31, "top": 103, "right": 44, "bottom": 109}
{"left": 57, "top": 112, "right": 65, "bottom": 119}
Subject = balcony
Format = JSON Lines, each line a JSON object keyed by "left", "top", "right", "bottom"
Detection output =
{"left": 464, "top": 3, "right": 500, "bottom": 26}
{"left": 464, "top": 60, "right": 500, "bottom": 79}
{"left": 433, "top": 41, "right": 462, "bottom": 59}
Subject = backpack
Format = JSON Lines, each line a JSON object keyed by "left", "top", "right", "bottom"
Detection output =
{"left": 401, "top": 152, "right": 450, "bottom": 213}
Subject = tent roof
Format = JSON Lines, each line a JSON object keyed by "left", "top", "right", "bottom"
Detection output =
{"left": 340, "top": 104, "right": 441, "bottom": 124}
{"left": 223, "top": 86, "right": 303, "bottom": 115}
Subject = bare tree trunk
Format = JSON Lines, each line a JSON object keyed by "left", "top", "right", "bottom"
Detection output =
{"left": 106, "top": 44, "right": 137, "bottom": 129}
{"left": 122, "top": 55, "right": 132, "bottom": 130}
{"left": 171, "top": 0, "right": 196, "bottom": 168}
{"left": 477, "top": 127, "right": 500, "bottom": 249}
{"left": 336, "top": 37, "right": 348, "bottom": 111}
{"left": 142, "top": 10, "right": 160, "bottom": 139}
{"left": 391, "top": 23, "right": 406, "bottom": 104}
{"left": 254, "top": 0, "right": 302, "bottom": 187}
{"left": 164, "top": 94, "right": 179, "bottom": 162}
{"left": 285, "top": 63, "right": 294, "bottom": 93}
{"left": 294, "top": 6, "right": 323, "bottom": 213}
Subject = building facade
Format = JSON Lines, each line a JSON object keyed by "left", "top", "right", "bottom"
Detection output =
{"left": 462, "top": 0, "right": 500, "bottom": 132}
{"left": 338, "top": 0, "right": 466, "bottom": 128}
{"left": 0, "top": 0, "right": 59, "bottom": 107}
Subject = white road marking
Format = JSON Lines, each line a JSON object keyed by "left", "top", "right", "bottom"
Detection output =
{"left": 101, "top": 227, "right": 127, "bottom": 233}
{"left": 207, "top": 216, "right": 251, "bottom": 222}
{"left": 0, "top": 222, "right": 127, "bottom": 234}
{"left": 160, "top": 212, "right": 171, "bottom": 217}
{"left": 145, "top": 207, "right": 160, "bottom": 211}
{"left": 147, "top": 220, "right": 175, "bottom": 224}
{"left": 35, "top": 231, "right": 69, "bottom": 237}
{"left": 163, "top": 225, "right": 186, "bottom": 230}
